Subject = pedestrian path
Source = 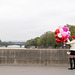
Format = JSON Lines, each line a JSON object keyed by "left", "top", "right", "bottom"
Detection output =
{"left": 0, "top": 65, "right": 75, "bottom": 75}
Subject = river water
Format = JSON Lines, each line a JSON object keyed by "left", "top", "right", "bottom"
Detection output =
{"left": 0, "top": 45, "right": 25, "bottom": 49}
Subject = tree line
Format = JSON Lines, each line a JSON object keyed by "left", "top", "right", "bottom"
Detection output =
{"left": 25, "top": 24, "right": 75, "bottom": 48}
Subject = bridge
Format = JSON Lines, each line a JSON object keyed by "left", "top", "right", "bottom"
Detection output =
{"left": 0, "top": 42, "right": 26, "bottom": 47}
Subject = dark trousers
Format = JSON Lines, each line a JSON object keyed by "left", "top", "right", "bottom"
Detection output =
{"left": 69, "top": 58, "right": 73, "bottom": 68}
{"left": 70, "top": 58, "right": 75, "bottom": 68}
{"left": 73, "top": 58, "right": 75, "bottom": 68}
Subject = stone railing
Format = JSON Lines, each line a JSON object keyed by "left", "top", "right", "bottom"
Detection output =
{"left": 0, "top": 49, "right": 69, "bottom": 65}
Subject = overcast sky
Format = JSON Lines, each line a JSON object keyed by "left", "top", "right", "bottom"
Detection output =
{"left": 0, "top": 0, "right": 75, "bottom": 41}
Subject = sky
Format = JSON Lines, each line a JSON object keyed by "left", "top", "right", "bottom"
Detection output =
{"left": 0, "top": 0, "right": 75, "bottom": 41}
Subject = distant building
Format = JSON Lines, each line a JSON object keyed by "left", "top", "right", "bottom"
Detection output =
{"left": 30, "top": 46, "right": 35, "bottom": 49}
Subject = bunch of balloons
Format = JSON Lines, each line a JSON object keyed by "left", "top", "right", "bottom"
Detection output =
{"left": 55, "top": 26, "right": 71, "bottom": 46}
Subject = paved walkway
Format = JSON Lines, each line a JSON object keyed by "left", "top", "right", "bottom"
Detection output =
{"left": 0, "top": 65, "right": 75, "bottom": 75}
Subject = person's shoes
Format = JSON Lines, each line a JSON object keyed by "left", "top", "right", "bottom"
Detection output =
{"left": 73, "top": 67, "right": 75, "bottom": 69}
{"left": 68, "top": 68, "right": 73, "bottom": 70}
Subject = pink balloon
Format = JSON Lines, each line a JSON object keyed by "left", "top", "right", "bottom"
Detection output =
{"left": 63, "top": 27, "right": 69, "bottom": 32}
{"left": 66, "top": 34, "right": 71, "bottom": 39}
{"left": 62, "top": 32, "right": 67, "bottom": 37}
{"left": 59, "top": 28, "right": 63, "bottom": 33}
{"left": 58, "top": 26, "right": 63, "bottom": 29}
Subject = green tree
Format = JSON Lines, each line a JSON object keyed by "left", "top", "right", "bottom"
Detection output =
{"left": 25, "top": 24, "right": 75, "bottom": 48}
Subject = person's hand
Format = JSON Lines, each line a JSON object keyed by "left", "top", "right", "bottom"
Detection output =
{"left": 67, "top": 51, "right": 71, "bottom": 55}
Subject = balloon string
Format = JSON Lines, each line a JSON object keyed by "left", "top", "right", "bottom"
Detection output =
{"left": 63, "top": 41, "right": 66, "bottom": 46}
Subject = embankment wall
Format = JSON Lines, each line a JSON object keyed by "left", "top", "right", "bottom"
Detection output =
{"left": 0, "top": 49, "right": 69, "bottom": 65}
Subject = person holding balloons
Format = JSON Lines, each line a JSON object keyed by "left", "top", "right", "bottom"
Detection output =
{"left": 55, "top": 26, "right": 75, "bottom": 70}
{"left": 66, "top": 36, "right": 75, "bottom": 70}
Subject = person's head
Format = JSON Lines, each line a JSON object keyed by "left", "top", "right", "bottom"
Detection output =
{"left": 72, "top": 36, "right": 75, "bottom": 40}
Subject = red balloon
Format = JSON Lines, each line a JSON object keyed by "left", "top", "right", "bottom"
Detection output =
{"left": 62, "top": 39, "right": 67, "bottom": 43}
{"left": 64, "top": 39, "right": 67, "bottom": 42}
{"left": 62, "top": 36, "right": 65, "bottom": 40}
{"left": 55, "top": 29, "right": 60, "bottom": 34}
{"left": 59, "top": 38, "right": 62, "bottom": 40}
{"left": 55, "top": 34, "right": 59, "bottom": 38}
{"left": 55, "top": 34, "right": 62, "bottom": 40}
{"left": 55, "top": 39, "right": 61, "bottom": 43}
{"left": 62, "top": 36, "right": 66, "bottom": 40}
